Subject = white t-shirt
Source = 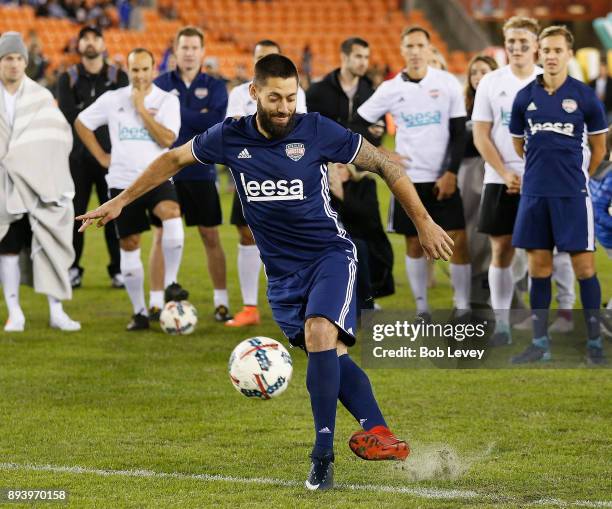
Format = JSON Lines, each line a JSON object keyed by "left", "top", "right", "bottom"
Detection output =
{"left": 78, "top": 84, "right": 181, "bottom": 189}
{"left": 1, "top": 86, "right": 17, "bottom": 127}
{"left": 357, "top": 67, "right": 466, "bottom": 183}
{"left": 226, "top": 81, "right": 307, "bottom": 118}
{"left": 472, "top": 65, "right": 542, "bottom": 185}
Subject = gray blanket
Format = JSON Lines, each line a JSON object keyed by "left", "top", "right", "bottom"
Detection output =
{"left": 0, "top": 77, "right": 75, "bottom": 300}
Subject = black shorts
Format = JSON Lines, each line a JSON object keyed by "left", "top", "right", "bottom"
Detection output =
{"left": 230, "top": 192, "right": 247, "bottom": 226}
{"left": 110, "top": 180, "right": 178, "bottom": 239}
{"left": 477, "top": 183, "right": 520, "bottom": 236}
{"left": 0, "top": 215, "right": 32, "bottom": 254}
{"left": 175, "top": 180, "right": 222, "bottom": 227}
{"left": 388, "top": 182, "right": 466, "bottom": 236}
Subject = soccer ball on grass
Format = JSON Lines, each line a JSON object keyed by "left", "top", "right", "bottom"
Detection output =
{"left": 228, "top": 337, "right": 293, "bottom": 399}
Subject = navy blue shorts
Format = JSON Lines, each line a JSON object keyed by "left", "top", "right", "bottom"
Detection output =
{"left": 266, "top": 250, "right": 358, "bottom": 350}
{"left": 512, "top": 195, "right": 595, "bottom": 252}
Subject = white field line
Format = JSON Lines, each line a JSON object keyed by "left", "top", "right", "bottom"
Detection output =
{"left": 0, "top": 462, "right": 611, "bottom": 507}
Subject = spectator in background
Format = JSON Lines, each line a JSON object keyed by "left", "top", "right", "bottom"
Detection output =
{"left": 459, "top": 54, "right": 498, "bottom": 308}
{"left": 0, "top": 31, "right": 80, "bottom": 332}
{"left": 56, "top": 26, "right": 128, "bottom": 289}
{"left": 118, "top": 0, "right": 132, "bottom": 29}
{"left": 329, "top": 163, "right": 394, "bottom": 313}
{"left": 306, "top": 37, "right": 383, "bottom": 146}
{"left": 590, "top": 59, "right": 612, "bottom": 122}
{"left": 154, "top": 26, "right": 232, "bottom": 322}
{"left": 301, "top": 44, "right": 312, "bottom": 80}
{"left": 588, "top": 127, "right": 612, "bottom": 321}
{"left": 429, "top": 46, "right": 447, "bottom": 70}
{"left": 25, "top": 40, "right": 48, "bottom": 82}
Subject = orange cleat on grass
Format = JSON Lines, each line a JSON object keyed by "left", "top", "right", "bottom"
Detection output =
{"left": 225, "top": 306, "right": 260, "bottom": 327}
{"left": 348, "top": 425, "right": 410, "bottom": 461}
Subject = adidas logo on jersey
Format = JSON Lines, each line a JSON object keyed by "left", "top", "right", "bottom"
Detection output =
{"left": 527, "top": 102, "right": 538, "bottom": 111}
{"left": 240, "top": 173, "right": 304, "bottom": 202}
{"left": 238, "top": 148, "right": 252, "bottom": 159}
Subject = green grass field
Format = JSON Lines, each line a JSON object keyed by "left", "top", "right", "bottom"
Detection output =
{"left": 0, "top": 172, "right": 611, "bottom": 508}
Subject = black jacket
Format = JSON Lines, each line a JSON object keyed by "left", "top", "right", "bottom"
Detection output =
{"left": 589, "top": 76, "right": 612, "bottom": 115}
{"left": 306, "top": 68, "right": 381, "bottom": 146}
{"left": 331, "top": 177, "right": 394, "bottom": 298}
{"left": 56, "top": 62, "right": 129, "bottom": 165}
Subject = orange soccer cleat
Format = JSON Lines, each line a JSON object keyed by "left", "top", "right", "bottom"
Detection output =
{"left": 225, "top": 306, "right": 260, "bottom": 327}
{"left": 348, "top": 426, "right": 410, "bottom": 461}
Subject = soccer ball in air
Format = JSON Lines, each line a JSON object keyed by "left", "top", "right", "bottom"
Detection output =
{"left": 159, "top": 300, "right": 198, "bottom": 335}
{"left": 228, "top": 337, "right": 293, "bottom": 400}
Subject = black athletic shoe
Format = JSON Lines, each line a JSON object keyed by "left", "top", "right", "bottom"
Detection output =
{"left": 586, "top": 346, "right": 607, "bottom": 365}
{"left": 414, "top": 311, "right": 432, "bottom": 325}
{"left": 126, "top": 313, "right": 149, "bottom": 331}
{"left": 164, "top": 282, "right": 189, "bottom": 303}
{"left": 148, "top": 306, "right": 162, "bottom": 322}
{"left": 214, "top": 305, "right": 233, "bottom": 322}
{"left": 510, "top": 343, "right": 551, "bottom": 364}
{"left": 305, "top": 453, "right": 334, "bottom": 491}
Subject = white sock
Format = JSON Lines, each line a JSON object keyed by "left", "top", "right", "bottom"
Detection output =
{"left": 214, "top": 289, "right": 229, "bottom": 308}
{"left": 405, "top": 256, "right": 429, "bottom": 313}
{"left": 149, "top": 290, "right": 164, "bottom": 309}
{"left": 552, "top": 251, "right": 575, "bottom": 309}
{"left": 450, "top": 263, "right": 472, "bottom": 311}
{"left": 47, "top": 295, "right": 63, "bottom": 318}
{"left": 489, "top": 265, "right": 514, "bottom": 324}
{"left": 607, "top": 298, "right": 612, "bottom": 310}
{"left": 120, "top": 248, "right": 146, "bottom": 315}
{"left": 238, "top": 244, "right": 261, "bottom": 306}
{"left": 161, "top": 218, "right": 184, "bottom": 288}
{"left": 0, "top": 254, "right": 22, "bottom": 318}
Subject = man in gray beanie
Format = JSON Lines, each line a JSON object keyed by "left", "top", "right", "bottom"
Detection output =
{"left": 0, "top": 31, "right": 80, "bottom": 332}
{"left": 0, "top": 32, "right": 29, "bottom": 65}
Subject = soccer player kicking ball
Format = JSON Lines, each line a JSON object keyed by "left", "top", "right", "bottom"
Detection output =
{"left": 509, "top": 26, "right": 608, "bottom": 365}
{"left": 77, "top": 54, "right": 453, "bottom": 490}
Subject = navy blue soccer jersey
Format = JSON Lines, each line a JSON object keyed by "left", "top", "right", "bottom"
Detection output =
{"left": 191, "top": 113, "right": 363, "bottom": 278}
{"left": 509, "top": 75, "right": 608, "bottom": 197}
{"left": 155, "top": 71, "right": 228, "bottom": 181}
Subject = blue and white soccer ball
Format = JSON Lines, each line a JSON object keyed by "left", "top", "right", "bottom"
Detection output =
{"left": 228, "top": 337, "right": 293, "bottom": 400}
{"left": 159, "top": 300, "right": 198, "bottom": 335}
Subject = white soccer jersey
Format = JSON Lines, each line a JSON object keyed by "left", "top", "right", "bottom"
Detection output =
{"left": 472, "top": 65, "right": 542, "bottom": 185}
{"left": 357, "top": 67, "right": 466, "bottom": 183}
{"left": 226, "top": 81, "right": 307, "bottom": 118}
{"left": 78, "top": 84, "right": 181, "bottom": 189}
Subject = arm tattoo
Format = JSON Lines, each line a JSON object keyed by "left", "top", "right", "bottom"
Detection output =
{"left": 352, "top": 138, "right": 404, "bottom": 186}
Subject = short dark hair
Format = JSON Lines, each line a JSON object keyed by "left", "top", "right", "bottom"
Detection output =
{"left": 254, "top": 39, "right": 281, "bottom": 53}
{"left": 401, "top": 26, "right": 430, "bottom": 41}
{"left": 127, "top": 47, "right": 155, "bottom": 65}
{"left": 340, "top": 37, "right": 369, "bottom": 56}
{"left": 253, "top": 54, "right": 298, "bottom": 87}
{"left": 175, "top": 26, "right": 204, "bottom": 47}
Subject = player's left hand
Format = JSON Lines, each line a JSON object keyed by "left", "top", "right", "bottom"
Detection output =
{"left": 433, "top": 171, "right": 457, "bottom": 201}
{"left": 416, "top": 216, "right": 454, "bottom": 261}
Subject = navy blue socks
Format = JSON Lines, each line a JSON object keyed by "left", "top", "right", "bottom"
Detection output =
{"left": 306, "top": 349, "right": 340, "bottom": 459}
{"left": 530, "top": 276, "right": 552, "bottom": 340}
{"left": 579, "top": 275, "right": 601, "bottom": 339}
{"left": 338, "top": 354, "right": 387, "bottom": 431}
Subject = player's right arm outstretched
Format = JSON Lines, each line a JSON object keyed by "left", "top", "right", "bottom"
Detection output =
{"left": 353, "top": 139, "right": 454, "bottom": 261}
{"left": 76, "top": 141, "right": 197, "bottom": 231}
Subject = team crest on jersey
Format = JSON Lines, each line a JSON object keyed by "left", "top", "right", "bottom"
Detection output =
{"left": 562, "top": 99, "right": 577, "bottom": 113}
{"left": 285, "top": 143, "right": 305, "bottom": 161}
{"left": 194, "top": 87, "right": 208, "bottom": 99}
{"left": 428, "top": 89, "right": 440, "bottom": 99}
